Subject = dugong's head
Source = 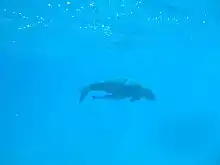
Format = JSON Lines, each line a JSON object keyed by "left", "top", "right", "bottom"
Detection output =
{"left": 142, "top": 88, "right": 156, "bottom": 101}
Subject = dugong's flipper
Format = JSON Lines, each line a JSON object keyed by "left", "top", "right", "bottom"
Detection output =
{"left": 92, "top": 94, "right": 127, "bottom": 100}
{"left": 130, "top": 96, "right": 140, "bottom": 102}
{"left": 79, "top": 87, "right": 90, "bottom": 103}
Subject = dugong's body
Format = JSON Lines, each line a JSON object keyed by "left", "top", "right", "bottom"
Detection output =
{"left": 79, "top": 79, "right": 155, "bottom": 103}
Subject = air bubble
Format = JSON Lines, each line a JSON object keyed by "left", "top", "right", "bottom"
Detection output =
{"left": 1, "top": 0, "right": 206, "bottom": 42}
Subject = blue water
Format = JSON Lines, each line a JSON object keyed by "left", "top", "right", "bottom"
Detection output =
{"left": 1, "top": 0, "right": 220, "bottom": 165}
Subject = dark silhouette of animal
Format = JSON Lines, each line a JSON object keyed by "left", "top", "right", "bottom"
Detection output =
{"left": 79, "top": 79, "right": 155, "bottom": 103}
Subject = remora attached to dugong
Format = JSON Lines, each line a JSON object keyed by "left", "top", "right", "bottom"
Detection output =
{"left": 79, "top": 79, "right": 156, "bottom": 103}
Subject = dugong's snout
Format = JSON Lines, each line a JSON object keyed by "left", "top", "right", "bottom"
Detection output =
{"left": 143, "top": 88, "right": 156, "bottom": 101}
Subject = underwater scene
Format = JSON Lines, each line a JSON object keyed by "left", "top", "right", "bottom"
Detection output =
{"left": 1, "top": 0, "right": 220, "bottom": 165}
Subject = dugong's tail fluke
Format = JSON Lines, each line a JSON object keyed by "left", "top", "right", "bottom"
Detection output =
{"left": 79, "top": 86, "right": 90, "bottom": 103}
